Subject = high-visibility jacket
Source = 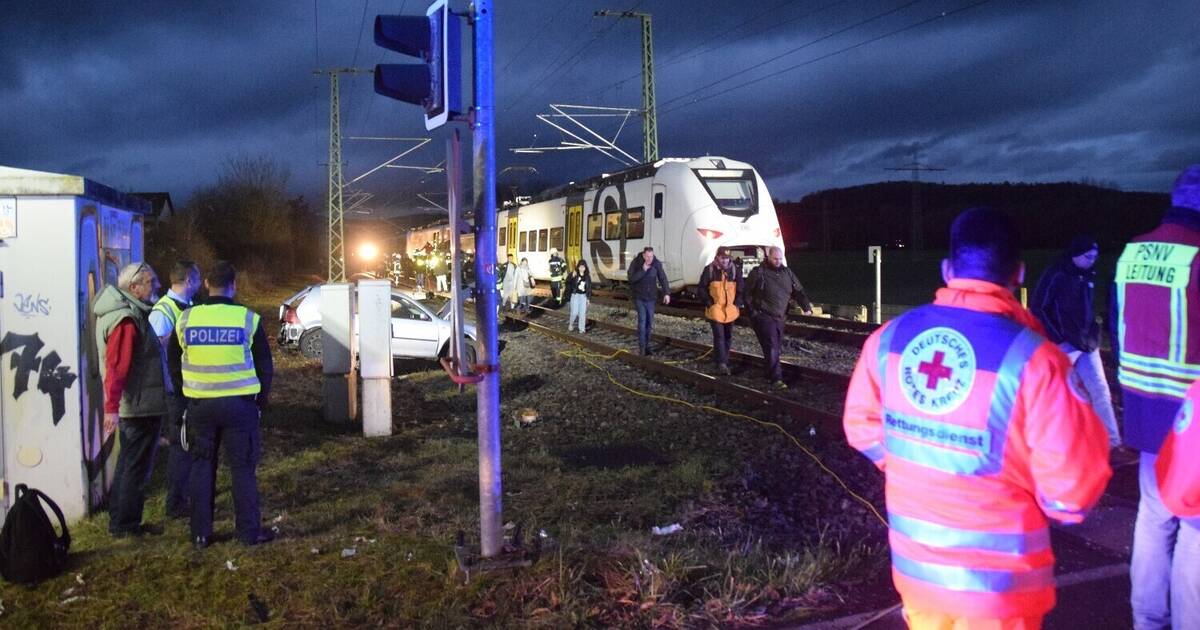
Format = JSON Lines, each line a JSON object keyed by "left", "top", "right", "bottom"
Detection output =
{"left": 1111, "top": 208, "right": 1200, "bottom": 452}
{"left": 152, "top": 294, "right": 186, "bottom": 328}
{"left": 844, "top": 279, "right": 1111, "bottom": 618}
{"left": 700, "top": 263, "right": 742, "bottom": 324}
{"left": 1156, "top": 379, "right": 1200, "bottom": 518}
{"left": 549, "top": 255, "right": 567, "bottom": 282}
{"left": 176, "top": 303, "right": 262, "bottom": 398}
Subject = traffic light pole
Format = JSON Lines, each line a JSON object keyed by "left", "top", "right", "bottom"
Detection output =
{"left": 470, "top": 0, "right": 502, "bottom": 559}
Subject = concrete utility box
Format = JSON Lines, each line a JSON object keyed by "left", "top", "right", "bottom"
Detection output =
{"left": 0, "top": 165, "right": 150, "bottom": 525}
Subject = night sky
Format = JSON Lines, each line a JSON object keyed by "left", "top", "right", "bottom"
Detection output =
{"left": 1, "top": 1, "right": 1196, "bottom": 214}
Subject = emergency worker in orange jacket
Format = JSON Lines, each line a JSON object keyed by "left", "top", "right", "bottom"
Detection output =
{"left": 843, "top": 207, "right": 1111, "bottom": 629}
{"left": 698, "top": 246, "right": 743, "bottom": 375}
{"left": 1116, "top": 164, "right": 1200, "bottom": 629}
{"left": 1157, "top": 379, "right": 1200, "bottom": 519}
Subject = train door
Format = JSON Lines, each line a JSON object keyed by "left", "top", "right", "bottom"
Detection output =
{"left": 566, "top": 203, "right": 583, "bottom": 269}
{"left": 506, "top": 214, "right": 518, "bottom": 260}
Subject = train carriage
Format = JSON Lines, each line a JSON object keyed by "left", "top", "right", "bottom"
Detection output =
{"left": 497, "top": 156, "right": 785, "bottom": 293}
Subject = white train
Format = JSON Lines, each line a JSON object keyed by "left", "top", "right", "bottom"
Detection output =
{"left": 496, "top": 156, "right": 786, "bottom": 292}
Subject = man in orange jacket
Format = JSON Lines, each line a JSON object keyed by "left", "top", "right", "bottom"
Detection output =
{"left": 843, "top": 207, "right": 1112, "bottom": 629}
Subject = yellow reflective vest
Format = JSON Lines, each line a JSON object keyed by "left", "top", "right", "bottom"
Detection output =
{"left": 176, "top": 303, "right": 262, "bottom": 398}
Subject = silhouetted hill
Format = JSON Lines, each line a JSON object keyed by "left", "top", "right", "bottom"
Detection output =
{"left": 777, "top": 181, "right": 1170, "bottom": 251}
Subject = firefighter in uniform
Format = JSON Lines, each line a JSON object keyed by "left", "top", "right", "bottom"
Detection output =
{"left": 844, "top": 207, "right": 1111, "bottom": 628}
{"left": 1112, "top": 164, "right": 1200, "bottom": 628}
{"left": 149, "top": 261, "right": 202, "bottom": 519}
{"left": 168, "top": 261, "right": 274, "bottom": 549}
{"left": 548, "top": 248, "right": 567, "bottom": 306}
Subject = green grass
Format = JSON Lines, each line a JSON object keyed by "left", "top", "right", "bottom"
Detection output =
{"left": 0, "top": 284, "right": 884, "bottom": 627}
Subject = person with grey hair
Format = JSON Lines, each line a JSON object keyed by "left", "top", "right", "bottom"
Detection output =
{"left": 745, "top": 246, "right": 812, "bottom": 389}
{"left": 1112, "top": 163, "right": 1200, "bottom": 629}
{"left": 93, "top": 261, "right": 166, "bottom": 537}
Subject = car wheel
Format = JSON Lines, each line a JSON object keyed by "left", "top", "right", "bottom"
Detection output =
{"left": 464, "top": 342, "right": 477, "bottom": 367}
{"left": 299, "top": 328, "right": 324, "bottom": 360}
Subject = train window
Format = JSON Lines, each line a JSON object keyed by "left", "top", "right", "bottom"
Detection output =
{"left": 498, "top": 226, "right": 507, "bottom": 246}
{"left": 654, "top": 192, "right": 663, "bottom": 218}
{"left": 587, "top": 214, "right": 602, "bottom": 241}
{"left": 528, "top": 230, "right": 536, "bottom": 251}
{"left": 519, "top": 231, "right": 528, "bottom": 252}
{"left": 549, "top": 227, "right": 564, "bottom": 251}
{"left": 538, "top": 229, "right": 548, "bottom": 251}
{"left": 693, "top": 169, "right": 758, "bottom": 218}
{"left": 605, "top": 211, "right": 622, "bottom": 240}
{"left": 626, "top": 209, "right": 645, "bottom": 239}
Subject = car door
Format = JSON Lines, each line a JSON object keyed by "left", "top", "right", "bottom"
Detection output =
{"left": 389, "top": 294, "right": 441, "bottom": 359}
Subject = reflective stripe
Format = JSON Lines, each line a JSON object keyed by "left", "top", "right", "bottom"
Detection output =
{"left": 1173, "top": 287, "right": 1187, "bottom": 363}
{"left": 181, "top": 362, "right": 250, "bottom": 374}
{"left": 892, "top": 552, "right": 1055, "bottom": 593}
{"left": 860, "top": 442, "right": 885, "bottom": 463}
{"left": 882, "top": 327, "right": 1040, "bottom": 476}
{"left": 1117, "top": 368, "right": 1190, "bottom": 398}
{"left": 183, "top": 376, "right": 261, "bottom": 391}
{"left": 876, "top": 321, "right": 898, "bottom": 397}
{"left": 1119, "top": 352, "right": 1200, "bottom": 379}
{"left": 889, "top": 512, "right": 1050, "bottom": 555}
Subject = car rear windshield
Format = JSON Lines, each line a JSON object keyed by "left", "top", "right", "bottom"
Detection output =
{"left": 693, "top": 169, "right": 758, "bottom": 218}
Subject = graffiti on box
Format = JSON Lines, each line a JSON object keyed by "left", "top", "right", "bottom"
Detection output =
{"left": 0, "top": 331, "right": 79, "bottom": 424}
{"left": 13, "top": 293, "right": 51, "bottom": 318}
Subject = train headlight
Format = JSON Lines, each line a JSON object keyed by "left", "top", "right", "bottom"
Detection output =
{"left": 696, "top": 228, "right": 724, "bottom": 240}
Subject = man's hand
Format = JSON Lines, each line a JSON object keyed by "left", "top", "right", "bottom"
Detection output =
{"left": 662, "top": 295, "right": 671, "bottom": 305}
{"left": 104, "top": 412, "right": 119, "bottom": 439}
{"left": 803, "top": 308, "right": 813, "bottom": 316}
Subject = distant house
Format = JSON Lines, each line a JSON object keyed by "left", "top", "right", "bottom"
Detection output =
{"left": 131, "top": 192, "right": 174, "bottom": 222}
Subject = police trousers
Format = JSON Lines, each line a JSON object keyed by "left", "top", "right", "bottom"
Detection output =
{"left": 187, "top": 396, "right": 263, "bottom": 543}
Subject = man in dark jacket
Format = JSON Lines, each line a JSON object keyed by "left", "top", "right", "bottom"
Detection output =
{"left": 1030, "top": 235, "right": 1120, "bottom": 447}
{"left": 94, "top": 262, "right": 166, "bottom": 537}
{"left": 698, "top": 246, "right": 743, "bottom": 374}
{"left": 627, "top": 247, "right": 671, "bottom": 355}
{"left": 745, "top": 246, "right": 812, "bottom": 389}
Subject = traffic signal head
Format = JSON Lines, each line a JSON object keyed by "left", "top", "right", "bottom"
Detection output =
{"left": 374, "top": 0, "right": 462, "bottom": 130}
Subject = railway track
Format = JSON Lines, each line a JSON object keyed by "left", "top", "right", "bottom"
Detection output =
{"left": 505, "top": 305, "right": 847, "bottom": 428}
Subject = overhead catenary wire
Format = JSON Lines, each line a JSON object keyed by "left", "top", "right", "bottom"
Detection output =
{"left": 499, "top": 0, "right": 574, "bottom": 77}
{"left": 503, "top": 0, "right": 645, "bottom": 116}
{"left": 657, "top": 0, "right": 925, "bottom": 112}
{"left": 659, "top": 0, "right": 993, "bottom": 117}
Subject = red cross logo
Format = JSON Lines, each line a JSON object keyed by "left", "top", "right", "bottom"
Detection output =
{"left": 918, "top": 351, "right": 953, "bottom": 389}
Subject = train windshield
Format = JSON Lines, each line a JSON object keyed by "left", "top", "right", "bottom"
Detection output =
{"left": 693, "top": 169, "right": 758, "bottom": 218}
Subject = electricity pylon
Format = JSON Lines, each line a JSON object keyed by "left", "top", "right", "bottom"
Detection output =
{"left": 315, "top": 67, "right": 372, "bottom": 281}
{"left": 595, "top": 10, "right": 658, "bottom": 163}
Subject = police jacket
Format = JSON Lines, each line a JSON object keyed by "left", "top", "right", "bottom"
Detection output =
{"left": 1109, "top": 207, "right": 1200, "bottom": 452}
{"left": 1030, "top": 256, "right": 1099, "bottom": 352}
{"left": 167, "top": 296, "right": 273, "bottom": 411}
{"left": 627, "top": 254, "right": 669, "bottom": 301}
{"left": 1156, "top": 379, "right": 1200, "bottom": 520}
{"left": 745, "top": 264, "right": 811, "bottom": 320}
{"left": 844, "top": 279, "right": 1110, "bottom": 618}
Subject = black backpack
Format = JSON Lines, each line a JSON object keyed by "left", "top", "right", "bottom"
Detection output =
{"left": 0, "top": 484, "right": 71, "bottom": 584}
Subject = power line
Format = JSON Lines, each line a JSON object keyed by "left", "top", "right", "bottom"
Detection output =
{"left": 662, "top": 0, "right": 988, "bottom": 115}
{"left": 582, "top": 0, "right": 850, "bottom": 104}
{"left": 503, "top": 0, "right": 644, "bottom": 115}
{"left": 499, "top": 0, "right": 573, "bottom": 76}
{"left": 657, "top": 0, "right": 925, "bottom": 112}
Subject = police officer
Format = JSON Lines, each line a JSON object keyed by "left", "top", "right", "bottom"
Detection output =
{"left": 844, "top": 207, "right": 1110, "bottom": 628}
{"left": 149, "top": 260, "right": 201, "bottom": 519}
{"left": 168, "top": 261, "right": 274, "bottom": 549}
{"left": 1112, "top": 164, "right": 1200, "bottom": 628}
{"left": 548, "top": 248, "right": 567, "bottom": 306}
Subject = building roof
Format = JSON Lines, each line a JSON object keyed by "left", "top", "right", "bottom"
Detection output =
{"left": 0, "top": 165, "right": 151, "bottom": 214}
{"left": 131, "top": 192, "right": 175, "bottom": 219}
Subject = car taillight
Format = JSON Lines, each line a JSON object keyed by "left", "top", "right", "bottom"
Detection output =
{"left": 697, "top": 228, "right": 724, "bottom": 240}
{"left": 283, "top": 307, "right": 299, "bottom": 324}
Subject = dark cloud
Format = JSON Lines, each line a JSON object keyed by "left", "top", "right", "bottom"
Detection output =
{"left": 0, "top": 0, "right": 1194, "bottom": 210}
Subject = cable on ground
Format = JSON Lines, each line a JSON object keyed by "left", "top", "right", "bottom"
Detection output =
{"left": 550, "top": 337, "right": 887, "bottom": 528}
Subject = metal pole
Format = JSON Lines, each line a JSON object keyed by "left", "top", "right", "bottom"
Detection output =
{"left": 471, "top": 0, "right": 502, "bottom": 559}
{"left": 874, "top": 249, "right": 882, "bottom": 324}
{"left": 448, "top": 129, "right": 467, "bottom": 375}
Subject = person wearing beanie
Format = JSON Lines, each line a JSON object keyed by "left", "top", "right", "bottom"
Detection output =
{"left": 1030, "top": 233, "right": 1121, "bottom": 447}
{"left": 698, "top": 246, "right": 744, "bottom": 375}
{"left": 1111, "top": 163, "right": 1200, "bottom": 628}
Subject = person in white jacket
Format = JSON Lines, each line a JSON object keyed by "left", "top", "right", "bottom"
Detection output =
{"left": 515, "top": 258, "right": 535, "bottom": 313}
{"left": 500, "top": 254, "right": 518, "bottom": 311}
